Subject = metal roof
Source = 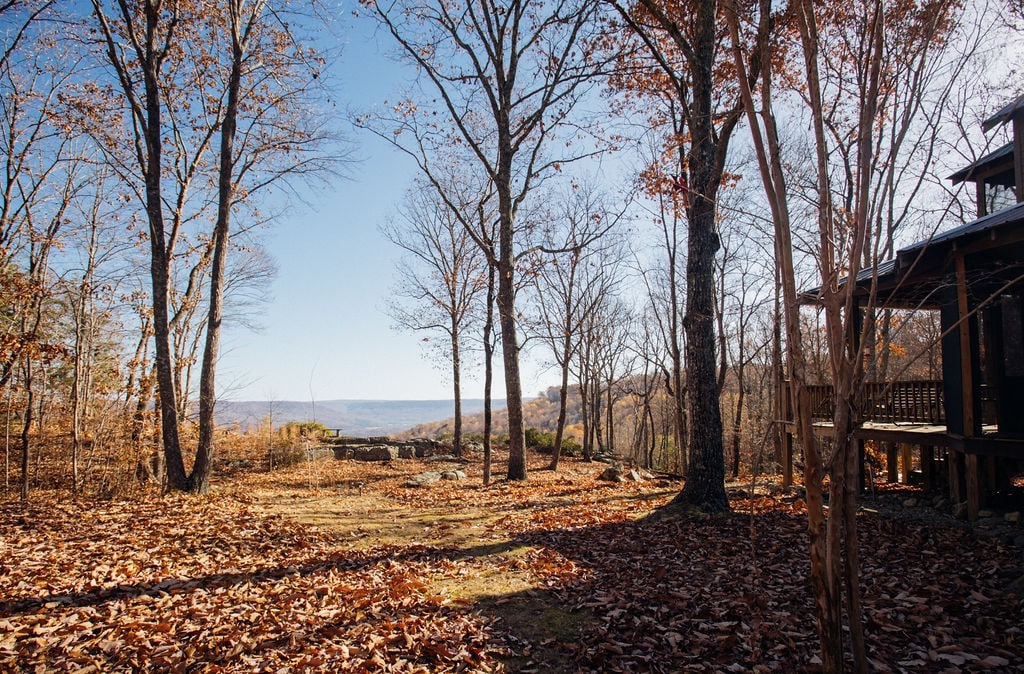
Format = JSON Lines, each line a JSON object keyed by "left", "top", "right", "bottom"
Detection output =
{"left": 900, "top": 200, "right": 1024, "bottom": 255}
{"left": 948, "top": 142, "right": 1013, "bottom": 183}
{"left": 802, "top": 202, "right": 1024, "bottom": 307}
{"left": 854, "top": 258, "right": 896, "bottom": 284}
{"left": 982, "top": 94, "right": 1024, "bottom": 133}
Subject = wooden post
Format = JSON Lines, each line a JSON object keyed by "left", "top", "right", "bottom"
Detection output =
{"left": 949, "top": 449, "right": 963, "bottom": 506}
{"left": 921, "top": 445, "right": 935, "bottom": 490}
{"left": 966, "top": 453, "right": 980, "bottom": 521}
{"left": 886, "top": 441, "right": 898, "bottom": 483}
{"left": 900, "top": 443, "right": 913, "bottom": 484}
{"left": 782, "top": 430, "right": 793, "bottom": 488}
{"left": 956, "top": 256, "right": 977, "bottom": 437}
{"left": 1014, "top": 109, "right": 1024, "bottom": 203}
{"left": 955, "top": 255, "right": 981, "bottom": 521}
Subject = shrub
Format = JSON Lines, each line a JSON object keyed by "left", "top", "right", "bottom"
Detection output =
{"left": 525, "top": 427, "right": 555, "bottom": 453}
{"left": 280, "top": 421, "right": 329, "bottom": 440}
{"left": 268, "top": 441, "right": 308, "bottom": 470}
{"left": 561, "top": 436, "right": 582, "bottom": 457}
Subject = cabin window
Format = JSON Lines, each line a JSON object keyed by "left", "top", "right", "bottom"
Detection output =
{"left": 985, "top": 181, "right": 1016, "bottom": 214}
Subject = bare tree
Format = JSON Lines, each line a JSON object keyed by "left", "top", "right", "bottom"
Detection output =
{"left": 193, "top": 0, "right": 336, "bottom": 494}
{"left": 60, "top": 165, "right": 131, "bottom": 496}
{"left": 363, "top": 0, "right": 610, "bottom": 480}
{"left": 571, "top": 258, "right": 627, "bottom": 460}
{"left": 725, "top": 0, "right": 975, "bottom": 667}
{"left": 0, "top": 20, "right": 78, "bottom": 393}
{"left": 529, "top": 183, "right": 620, "bottom": 469}
{"left": 384, "top": 178, "right": 489, "bottom": 457}
{"left": 632, "top": 194, "right": 688, "bottom": 474}
{"left": 609, "top": 0, "right": 748, "bottom": 512}
{"left": 712, "top": 212, "right": 774, "bottom": 478}
{"left": 86, "top": 0, "right": 334, "bottom": 492}
{"left": 0, "top": 20, "right": 87, "bottom": 499}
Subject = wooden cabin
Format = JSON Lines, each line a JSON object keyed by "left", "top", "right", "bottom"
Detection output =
{"left": 781, "top": 96, "right": 1024, "bottom": 520}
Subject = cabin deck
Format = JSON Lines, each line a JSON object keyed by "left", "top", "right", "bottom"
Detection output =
{"left": 781, "top": 381, "right": 1024, "bottom": 521}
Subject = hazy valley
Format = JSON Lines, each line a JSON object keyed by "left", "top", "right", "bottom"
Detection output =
{"left": 215, "top": 398, "right": 507, "bottom": 436}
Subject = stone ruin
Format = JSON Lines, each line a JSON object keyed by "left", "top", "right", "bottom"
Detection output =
{"left": 325, "top": 436, "right": 448, "bottom": 462}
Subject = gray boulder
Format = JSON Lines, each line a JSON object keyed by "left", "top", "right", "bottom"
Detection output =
{"left": 441, "top": 469, "right": 467, "bottom": 481}
{"left": 353, "top": 445, "right": 398, "bottom": 462}
{"left": 598, "top": 465, "right": 625, "bottom": 482}
{"left": 406, "top": 471, "right": 443, "bottom": 487}
{"left": 409, "top": 437, "right": 442, "bottom": 458}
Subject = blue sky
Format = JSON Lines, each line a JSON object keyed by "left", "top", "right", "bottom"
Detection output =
{"left": 216, "top": 10, "right": 553, "bottom": 403}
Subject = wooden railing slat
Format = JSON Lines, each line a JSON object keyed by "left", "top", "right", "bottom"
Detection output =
{"left": 789, "top": 380, "right": 944, "bottom": 424}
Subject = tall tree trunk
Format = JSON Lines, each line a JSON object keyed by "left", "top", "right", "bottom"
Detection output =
{"left": 5, "top": 382, "right": 12, "bottom": 493}
{"left": 725, "top": 0, "right": 855, "bottom": 666}
{"left": 194, "top": 56, "right": 240, "bottom": 492}
{"left": 196, "top": 0, "right": 265, "bottom": 494}
{"left": 19, "top": 359, "right": 31, "bottom": 503}
{"left": 731, "top": 375, "right": 745, "bottom": 478}
{"left": 452, "top": 331, "right": 463, "bottom": 457}
{"left": 606, "top": 388, "right": 615, "bottom": 453}
{"left": 772, "top": 265, "right": 784, "bottom": 468}
{"left": 71, "top": 290, "right": 86, "bottom": 497}
{"left": 496, "top": 169, "right": 526, "bottom": 479}
{"left": 669, "top": 323, "right": 686, "bottom": 474}
{"left": 731, "top": 302, "right": 746, "bottom": 478}
{"left": 579, "top": 361, "right": 592, "bottom": 461}
{"left": 671, "top": 0, "right": 728, "bottom": 514}
{"left": 549, "top": 357, "right": 571, "bottom": 471}
{"left": 138, "top": 1, "right": 186, "bottom": 490}
{"left": 497, "top": 264, "right": 526, "bottom": 479}
{"left": 482, "top": 263, "right": 495, "bottom": 486}
{"left": 646, "top": 395, "right": 657, "bottom": 468}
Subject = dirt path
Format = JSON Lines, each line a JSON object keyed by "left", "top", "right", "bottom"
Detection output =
{"left": 246, "top": 454, "right": 653, "bottom": 671}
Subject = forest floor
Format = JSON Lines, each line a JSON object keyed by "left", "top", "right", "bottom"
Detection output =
{"left": 2, "top": 450, "right": 1024, "bottom": 672}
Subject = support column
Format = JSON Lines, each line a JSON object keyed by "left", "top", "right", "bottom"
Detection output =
{"left": 900, "top": 443, "right": 913, "bottom": 484}
{"left": 940, "top": 259, "right": 982, "bottom": 520}
{"left": 921, "top": 445, "right": 935, "bottom": 490}
{"left": 966, "top": 453, "right": 980, "bottom": 521}
{"left": 886, "top": 441, "right": 898, "bottom": 483}
{"left": 782, "top": 430, "right": 793, "bottom": 488}
{"left": 949, "top": 449, "right": 963, "bottom": 506}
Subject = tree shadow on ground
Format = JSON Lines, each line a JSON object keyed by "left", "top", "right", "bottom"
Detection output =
{"left": 429, "top": 500, "right": 1024, "bottom": 672}
{"left": 4, "top": 489, "right": 1022, "bottom": 672}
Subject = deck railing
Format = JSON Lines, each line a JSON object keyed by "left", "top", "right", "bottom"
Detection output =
{"left": 789, "top": 380, "right": 945, "bottom": 425}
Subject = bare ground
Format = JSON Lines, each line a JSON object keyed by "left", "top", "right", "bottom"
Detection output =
{"left": 244, "top": 452, "right": 654, "bottom": 671}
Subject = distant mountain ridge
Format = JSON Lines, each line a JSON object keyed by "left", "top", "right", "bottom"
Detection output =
{"left": 215, "top": 398, "right": 506, "bottom": 436}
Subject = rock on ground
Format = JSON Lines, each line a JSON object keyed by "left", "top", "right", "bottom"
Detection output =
{"left": 353, "top": 445, "right": 398, "bottom": 462}
{"left": 406, "top": 471, "right": 443, "bottom": 487}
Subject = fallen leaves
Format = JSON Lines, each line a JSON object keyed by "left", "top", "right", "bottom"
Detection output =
{"left": 0, "top": 495, "right": 498, "bottom": 672}
{"left": 3, "top": 454, "right": 1023, "bottom": 673}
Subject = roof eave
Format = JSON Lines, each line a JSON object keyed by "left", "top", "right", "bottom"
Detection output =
{"left": 982, "top": 93, "right": 1024, "bottom": 133}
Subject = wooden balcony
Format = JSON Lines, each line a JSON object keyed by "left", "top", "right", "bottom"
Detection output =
{"left": 801, "top": 380, "right": 945, "bottom": 425}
